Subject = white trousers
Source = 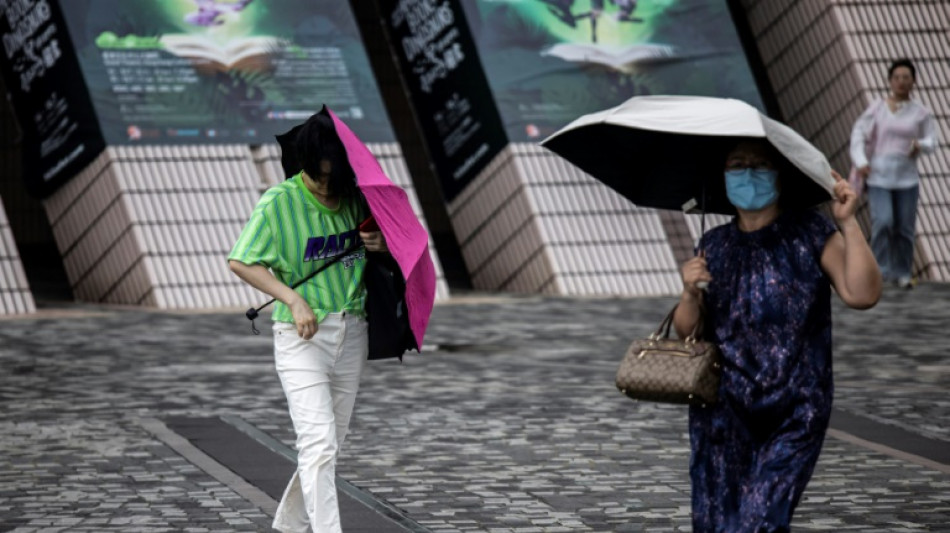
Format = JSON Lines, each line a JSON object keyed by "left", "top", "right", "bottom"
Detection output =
{"left": 271, "top": 313, "right": 368, "bottom": 533}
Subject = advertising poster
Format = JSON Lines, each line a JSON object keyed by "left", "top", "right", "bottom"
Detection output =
{"left": 57, "top": 0, "right": 394, "bottom": 144}
{"left": 459, "top": 0, "right": 766, "bottom": 142}
{"left": 0, "top": 0, "right": 105, "bottom": 197}
{"left": 379, "top": 0, "right": 507, "bottom": 202}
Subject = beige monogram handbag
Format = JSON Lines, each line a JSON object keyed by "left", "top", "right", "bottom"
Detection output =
{"left": 615, "top": 304, "right": 722, "bottom": 406}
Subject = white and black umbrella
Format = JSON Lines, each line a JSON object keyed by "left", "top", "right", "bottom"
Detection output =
{"left": 541, "top": 95, "right": 835, "bottom": 215}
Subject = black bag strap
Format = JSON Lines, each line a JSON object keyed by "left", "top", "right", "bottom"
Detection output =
{"left": 654, "top": 301, "right": 706, "bottom": 341}
{"left": 245, "top": 240, "right": 363, "bottom": 335}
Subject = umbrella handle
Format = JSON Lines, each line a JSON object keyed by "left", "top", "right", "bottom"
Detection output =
{"left": 696, "top": 190, "right": 707, "bottom": 291}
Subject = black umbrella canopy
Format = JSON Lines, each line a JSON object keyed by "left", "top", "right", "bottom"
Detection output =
{"left": 274, "top": 105, "right": 340, "bottom": 180}
{"left": 542, "top": 124, "right": 833, "bottom": 216}
{"left": 274, "top": 123, "right": 305, "bottom": 179}
{"left": 275, "top": 106, "right": 359, "bottom": 199}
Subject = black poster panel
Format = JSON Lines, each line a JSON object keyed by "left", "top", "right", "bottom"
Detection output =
{"left": 0, "top": 0, "right": 105, "bottom": 198}
{"left": 379, "top": 0, "right": 507, "bottom": 202}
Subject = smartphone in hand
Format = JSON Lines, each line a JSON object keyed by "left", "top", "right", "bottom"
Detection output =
{"left": 359, "top": 216, "right": 379, "bottom": 232}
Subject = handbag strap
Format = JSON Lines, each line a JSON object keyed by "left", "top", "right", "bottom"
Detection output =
{"left": 244, "top": 240, "right": 363, "bottom": 335}
{"left": 654, "top": 302, "right": 706, "bottom": 341}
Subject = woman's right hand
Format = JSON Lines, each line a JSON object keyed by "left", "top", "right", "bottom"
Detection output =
{"left": 857, "top": 165, "right": 870, "bottom": 178}
{"left": 289, "top": 297, "right": 318, "bottom": 340}
{"left": 681, "top": 255, "right": 712, "bottom": 297}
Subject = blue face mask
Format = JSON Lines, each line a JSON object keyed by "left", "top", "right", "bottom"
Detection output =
{"left": 725, "top": 168, "right": 779, "bottom": 211}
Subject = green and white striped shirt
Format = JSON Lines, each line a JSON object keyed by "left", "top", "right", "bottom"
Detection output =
{"left": 229, "top": 173, "right": 367, "bottom": 324}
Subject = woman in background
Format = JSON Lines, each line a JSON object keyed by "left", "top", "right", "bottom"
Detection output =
{"left": 850, "top": 58, "right": 937, "bottom": 289}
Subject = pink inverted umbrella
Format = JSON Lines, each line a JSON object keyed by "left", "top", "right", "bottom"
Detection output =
{"left": 326, "top": 109, "right": 436, "bottom": 349}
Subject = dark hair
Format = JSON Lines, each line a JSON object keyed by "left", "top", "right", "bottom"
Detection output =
{"left": 888, "top": 58, "right": 916, "bottom": 80}
{"left": 293, "top": 112, "right": 357, "bottom": 198}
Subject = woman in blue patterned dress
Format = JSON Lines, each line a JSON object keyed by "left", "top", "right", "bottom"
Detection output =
{"left": 673, "top": 139, "right": 882, "bottom": 532}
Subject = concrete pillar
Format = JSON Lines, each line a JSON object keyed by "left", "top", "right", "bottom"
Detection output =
{"left": 0, "top": 204, "right": 35, "bottom": 314}
{"left": 449, "top": 144, "right": 692, "bottom": 295}
{"left": 44, "top": 143, "right": 448, "bottom": 308}
{"left": 43, "top": 145, "right": 264, "bottom": 308}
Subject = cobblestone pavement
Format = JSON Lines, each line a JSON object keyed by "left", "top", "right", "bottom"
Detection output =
{"left": 1, "top": 284, "right": 948, "bottom": 532}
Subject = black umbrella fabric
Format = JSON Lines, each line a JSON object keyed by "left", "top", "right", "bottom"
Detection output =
{"left": 541, "top": 96, "right": 835, "bottom": 215}
{"left": 544, "top": 125, "right": 738, "bottom": 214}
{"left": 274, "top": 106, "right": 353, "bottom": 190}
{"left": 363, "top": 252, "right": 417, "bottom": 360}
{"left": 274, "top": 125, "right": 303, "bottom": 179}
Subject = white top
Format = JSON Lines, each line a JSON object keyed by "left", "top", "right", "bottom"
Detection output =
{"left": 850, "top": 98, "right": 937, "bottom": 190}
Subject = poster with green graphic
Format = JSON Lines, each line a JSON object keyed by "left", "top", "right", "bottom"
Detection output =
{"left": 58, "top": 0, "right": 394, "bottom": 144}
{"left": 459, "top": 0, "right": 765, "bottom": 142}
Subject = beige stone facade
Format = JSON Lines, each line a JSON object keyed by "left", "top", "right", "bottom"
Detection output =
{"left": 40, "top": 144, "right": 448, "bottom": 309}
{"left": 0, "top": 1, "right": 947, "bottom": 313}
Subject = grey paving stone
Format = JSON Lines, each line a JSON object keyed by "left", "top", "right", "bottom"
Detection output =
{"left": 0, "top": 285, "right": 948, "bottom": 531}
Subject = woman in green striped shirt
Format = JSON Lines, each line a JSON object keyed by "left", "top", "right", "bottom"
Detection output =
{"left": 228, "top": 113, "right": 387, "bottom": 533}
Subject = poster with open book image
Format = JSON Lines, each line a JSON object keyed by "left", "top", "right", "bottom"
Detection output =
{"left": 459, "top": 0, "right": 767, "bottom": 142}
{"left": 56, "top": 0, "right": 395, "bottom": 145}
{"left": 159, "top": 34, "right": 285, "bottom": 74}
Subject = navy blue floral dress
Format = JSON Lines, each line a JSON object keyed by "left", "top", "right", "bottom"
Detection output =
{"left": 689, "top": 210, "right": 837, "bottom": 533}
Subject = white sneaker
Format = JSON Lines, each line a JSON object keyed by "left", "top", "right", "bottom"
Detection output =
{"left": 897, "top": 277, "right": 914, "bottom": 289}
